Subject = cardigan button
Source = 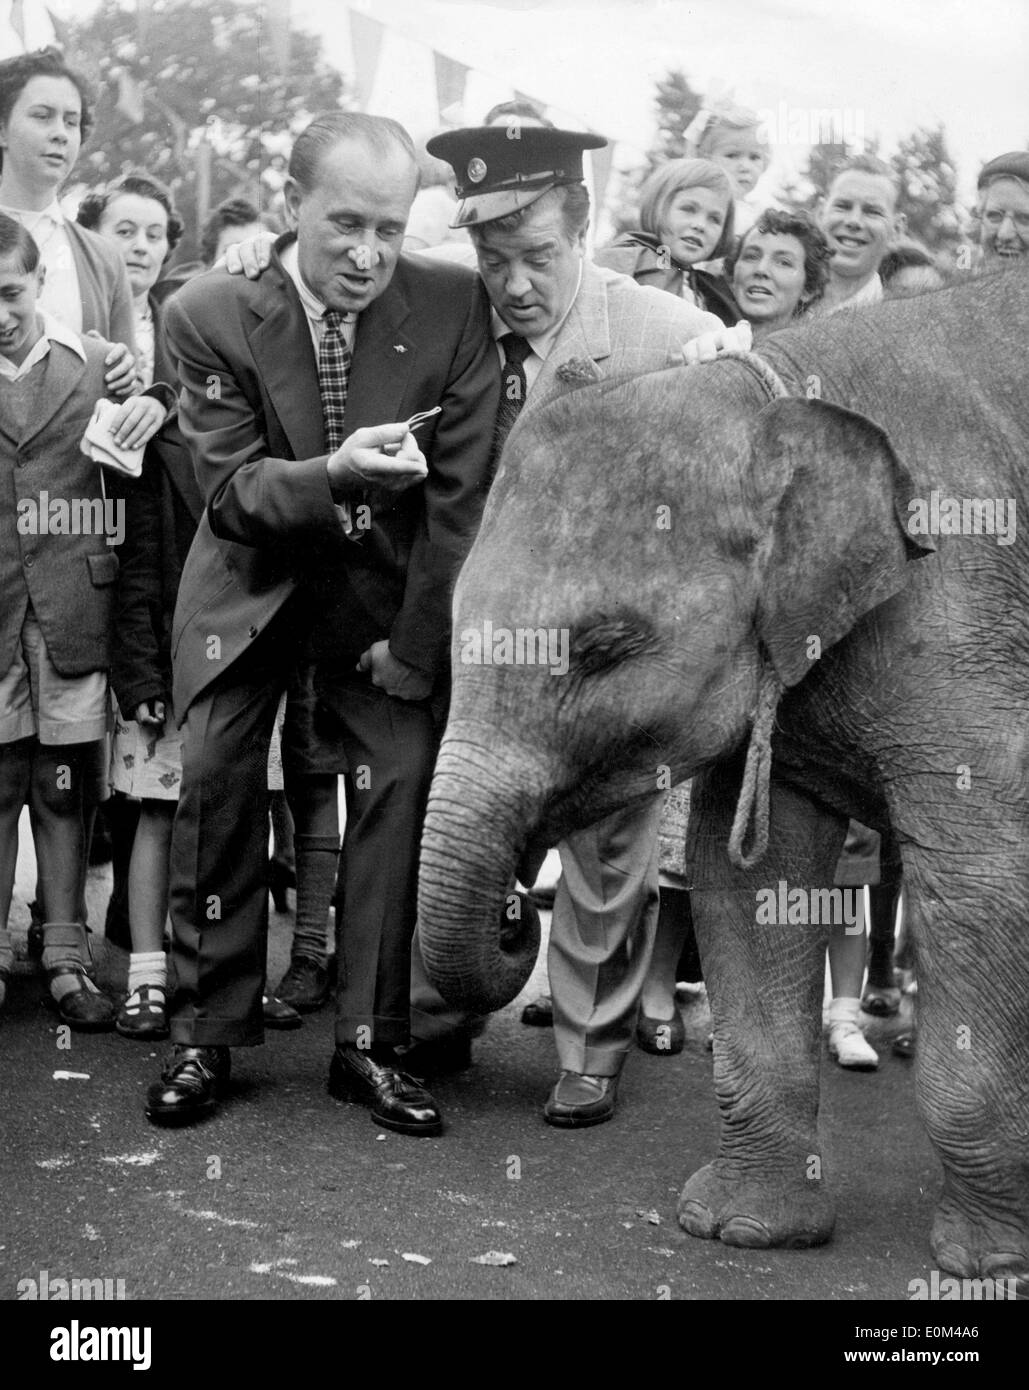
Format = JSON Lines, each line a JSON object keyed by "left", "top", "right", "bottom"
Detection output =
{"left": 248, "top": 625, "right": 258, "bottom": 638}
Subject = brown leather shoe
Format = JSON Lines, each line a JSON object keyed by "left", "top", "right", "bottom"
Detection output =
{"left": 328, "top": 1045, "right": 443, "bottom": 1136}
{"left": 47, "top": 967, "right": 116, "bottom": 1032}
{"left": 544, "top": 1071, "right": 619, "bottom": 1128}
{"left": 262, "top": 993, "right": 303, "bottom": 1030}
{"left": 520, "top": 993, "right": 554, "bottom": 1027}
{"left": 274, "top": 957, "right": 331, "bottom": 1012}
{"left": 146, "top": 1046, "right": 230, "bottom": 1124}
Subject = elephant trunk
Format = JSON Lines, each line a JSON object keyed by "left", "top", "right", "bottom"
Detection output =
{"left": 418, "top": 732, "right": 548, "bottom": 1013}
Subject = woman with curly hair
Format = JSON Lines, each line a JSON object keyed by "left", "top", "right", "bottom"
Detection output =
{"left": 725, "top": 206, "right": 832, "bottom": 336}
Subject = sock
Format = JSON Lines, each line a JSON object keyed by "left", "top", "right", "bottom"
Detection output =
{"left": 291, "top": 834, "right": 339, "bottom": 964}
{"left": 828, "top": 996, "right": 861, "bottom": 1028}
{"left": 42, "top": 923, "right": 101, "bottom": 1000}
{"left": 128, "top": 951, "right": 167, "bottom": 996}
{"left": 0, "top": 927, "right": 12, "bottom": 1008}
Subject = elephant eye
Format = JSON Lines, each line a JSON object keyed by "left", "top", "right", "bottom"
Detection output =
{"left": 567, "top": 609, "right": 660, "bottom": 676}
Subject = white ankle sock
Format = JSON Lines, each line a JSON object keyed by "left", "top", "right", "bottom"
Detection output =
{"left": 829, "top": 997, "right": 861, "bottom": 1028}
{"left": 128, "top": 951, "right": 167, "bottom": 995}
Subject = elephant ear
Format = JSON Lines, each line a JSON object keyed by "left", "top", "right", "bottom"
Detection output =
{"left": 752, "top": 397, "right": 934, "bottom": 688}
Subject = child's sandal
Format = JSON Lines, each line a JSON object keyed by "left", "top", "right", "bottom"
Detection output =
{"left": 116, "top": 984, "right": 169, "bottom": 1040}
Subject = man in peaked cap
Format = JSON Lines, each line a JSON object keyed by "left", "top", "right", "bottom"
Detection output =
{"left": 976, "top": 152, "right": 1029, "bottom": 269}
{"left": 405, "top": 123, "right": 723, "bottom": 1127}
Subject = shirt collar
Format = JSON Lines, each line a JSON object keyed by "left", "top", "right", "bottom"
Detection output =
{"left": 281, "top": 239, "right": 355, "bottom": 327}
{"left": 0, "top": 196, "right": 64, "bottom": 226}
{"left": 490, "top": 259, "right": 584, "bottom": 359}
{"left": 39, "top": 309, "right": 86, "bottom": 360}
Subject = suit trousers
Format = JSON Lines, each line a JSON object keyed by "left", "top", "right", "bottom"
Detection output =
{"left": 168, "top": 599, "right": 437, "bottom": 1049}
{"left": 549, "top": 796, "right": 663, "bottom": 1076}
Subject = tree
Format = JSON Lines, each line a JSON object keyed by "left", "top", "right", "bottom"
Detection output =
{"left": 890, "top": 125, "right": 963, "bottom": 252}
{"left": 607, "top": 68, "right": 705, "bottom": 237}
{"left": 64, "top": 0, "right": 348, "bottom": 260}
{"left": 649, "top": 68, "right": 705, "bottom": 164}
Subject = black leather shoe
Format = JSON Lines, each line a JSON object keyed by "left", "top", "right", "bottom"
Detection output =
{"left": 47, "top": 967, "right": 116, "bottom": 1032}
{"left": 398, "top": 1033, "right": 473, "bottom": 1077}
{"left": 274, "top": 956, "right": 331, "bottom": 1012}
{"left": 328, "top": 1046, "right": 443, "bottom": 1136}
{"left": 146, "top": 1046, "right": 230, "bottom": 1124}
{"left": 893, "top": 1029, "right": 917, "bottom": 1058}
{"left": 635, "top": 1009, "right": 686, "bottom": 1055}
{"left": 544, "top": 1071, "right": 619, "bottom": 1128}
{"left": 262, "top": 993, "right": 302, "bottom": 1030}
{"left": 520, "top": 993, "right": 554, "bottom": 1027}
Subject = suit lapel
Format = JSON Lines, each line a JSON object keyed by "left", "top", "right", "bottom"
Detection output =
{"left": 528, "top": 262, "right": 612, "bottom": 412}
{"left": 248, "top": 246, "right": 326, "bottom": 460}
{"left": 20, "top": 342, "right": 86, "bottom": 447}
{"left": 343, "top": 269, "right": 414, "bottom": 432}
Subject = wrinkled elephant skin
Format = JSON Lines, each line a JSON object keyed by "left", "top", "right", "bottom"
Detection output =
{"left": 418, "top": 268, "right": 1029, "bottom": 1291}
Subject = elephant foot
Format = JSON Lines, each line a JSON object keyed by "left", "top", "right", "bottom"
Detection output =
{"left": 930, "top": 1199, "right": 1029, "bottom": 1299}
{"left": 677, "top": 1161, "right": 836, "bottom": 1250}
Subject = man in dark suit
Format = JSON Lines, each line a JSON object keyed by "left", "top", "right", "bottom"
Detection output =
{"left": 144, "top": 111, "right": 498, "bottom": 1134}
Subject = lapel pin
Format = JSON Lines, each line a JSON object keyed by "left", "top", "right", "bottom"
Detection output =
{"left": 394, "top": 344, "right": 406, "bottom": 353}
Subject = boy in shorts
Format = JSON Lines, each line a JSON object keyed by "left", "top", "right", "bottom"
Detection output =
{"left": 0, "top": 214, "right": 163, "bottom": 1027}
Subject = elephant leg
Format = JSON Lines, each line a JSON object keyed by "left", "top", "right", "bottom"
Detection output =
{"left": 901, "top": 846, "right": 1029, "bottom": 1296}
{"left": 678, "top": 761, "right": 848, "bottom": 1250}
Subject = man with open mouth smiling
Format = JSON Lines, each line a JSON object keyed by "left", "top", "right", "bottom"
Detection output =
{"left": 811, "top": 154, "right": 906, "bottom": 316}
{"left": 976, "top": 151, "right": 1029, "bottom": 270}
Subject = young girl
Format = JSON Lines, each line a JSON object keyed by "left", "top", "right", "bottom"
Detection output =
{"left": 596, "top": 158, "right": 740, "bottom": 323}
{"left": 0, "top": 216, "right": 162, "bottom": 1026}
{"left": 686, "top": 101, "right": 771, "bottom": 239}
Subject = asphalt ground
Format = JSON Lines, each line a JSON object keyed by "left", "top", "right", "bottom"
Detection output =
{"left": 0, "top": 832, "right": 951, "bottom": 1307}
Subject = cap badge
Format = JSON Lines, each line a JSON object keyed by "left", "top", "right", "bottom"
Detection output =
{"left": 467, "top": 157, "right": 487, "bottom": 183}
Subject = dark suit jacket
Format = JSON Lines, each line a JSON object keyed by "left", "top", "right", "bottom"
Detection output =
{"left": 164, "top": 237, "right": 499, "bottom": 720}
{"left": 0, "top": 336, "right": 121, "bottom": 676}
{"left": 111, "top": 293, "right": 204, "bottom": 717}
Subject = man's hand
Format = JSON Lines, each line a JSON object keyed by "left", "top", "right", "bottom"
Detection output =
{"left": 223, "top": 232, "right": 276, "bottom": 279}
{"left": 89, "top": 334, "right": 137, "bottom": 396}
{"left": 109, "top": 395, "right": 167, "bottom": 450}
{"left": 326, "top": 423, "right": 428, "bottom": 500}
{"left": 670, "top": 319, "right": 753, "bottom": 366}
{"left": 356, "top": 641, "right": 433, "bottom": 700}
{"left": 134, "top": 699, "right": 166, "bottom": 730}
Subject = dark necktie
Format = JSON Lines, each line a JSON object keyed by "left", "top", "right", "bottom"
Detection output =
{"left": 318, "top": 309, "right": 352, "bottom": 451}
{"left": 491, "top": 332, "right": 533, "bottom": 467}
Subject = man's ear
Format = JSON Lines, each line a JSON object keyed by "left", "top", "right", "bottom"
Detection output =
{"left": 575, "top": 220, "right": 589, "bottom": 253}
{"left": 892, "top": 210, "right": 908, "bottom": 238}
{"left": 282, "top": 176, "right": 302, "bottom": 231}
{"left": 36, "top": 262, "right": 46, "bottom": 291}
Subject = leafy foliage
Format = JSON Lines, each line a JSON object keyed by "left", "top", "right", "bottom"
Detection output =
{"left": 64, "top": 0, "right": 347, "bottom": 258}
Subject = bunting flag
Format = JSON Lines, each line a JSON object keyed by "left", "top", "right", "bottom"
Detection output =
{"left": 434, "top": 50, "right": 470, "bottom": 120}
{"left": 349, "top": 9, "right": 385, "bottom": 111}
{"left": 0, "top": 0, "right": 54, "bottom": 57}
{"left": 115, "top": 67, "right": 145, "bottom": 124}
{"left": 589, "top": 140, "right": 615, "bottom": 213}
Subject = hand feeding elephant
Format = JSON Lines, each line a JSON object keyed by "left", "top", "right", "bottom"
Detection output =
{"left": 417, "top": 267, "right": 1029, "bottom": 1290}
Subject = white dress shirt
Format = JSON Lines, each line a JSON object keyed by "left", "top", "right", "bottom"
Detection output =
{"left": 490, "top": 261, "right": 584, "bottom": 393}
{"left": 0, "top": 198, "right": 83, "bottom": 333}
{"left": 280, "top": 240, "right": 357, "bottom": 533}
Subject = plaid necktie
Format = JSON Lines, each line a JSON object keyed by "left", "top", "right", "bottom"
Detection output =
{"left": 318, "top": 309, "right": 352, "bottom": 451}
{"left": 491, "top": 332, "right": 533, "bottom": 468}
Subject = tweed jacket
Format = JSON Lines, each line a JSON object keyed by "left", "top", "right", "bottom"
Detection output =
{"left": 0, "top": 334, "right": 121, "bottom": 676}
